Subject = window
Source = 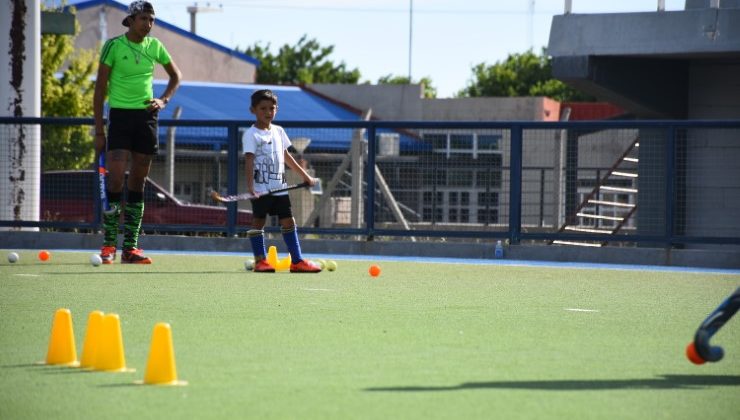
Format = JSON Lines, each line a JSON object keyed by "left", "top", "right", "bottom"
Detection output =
{"left": 477, "top": 209, "right": 499, "bottom": 224}
{"left": 461, "top": 192, "right": 470, "bottom": 206}
{"left": 460, "top": 208, "right": 469, "bottom": 223}
{"left": 450, "top": 134, "right": 473, "bottom": 150}
{"left": 424, "top": 134, "right": 447, "bottom": 150}
{"left": 423, "top": 191, "right": 433, "bottom": 204}
{"left": 478, "top": 192, "right": 499, "bottom": 207}
{"left": 449, "top": 208, "right": 458, "bottom": 222}
{"left": 476, "top": 169, "right": 502, "bottom": 189}
{"left": 478, "top": 134, "right": 501, "bottom": 151}
{"left": 449, "top": 191, "right": 458, "bottom": 205}
{"left": 449, "top": 170, "right": 473, "bottom": 187}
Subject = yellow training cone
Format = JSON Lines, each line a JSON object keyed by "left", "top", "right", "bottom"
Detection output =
{"left": 45, "top": 308, "right": 79, "bottom": 366}
{"left": 276, "top": 256, "right": 292, "bottom": 271}
{"left": 93, "top": 313, "right": 134, "bottom": 372}
{"left": 140, "top": 323, "right": 187, "bottom": 386}
{"left": 267, "top": 245, "right": 279, "bottom": 268}
{"left": 79, "top": 310, "right": 104, "bottom": 369}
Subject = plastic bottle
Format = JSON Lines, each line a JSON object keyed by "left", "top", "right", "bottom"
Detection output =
{"left": 494, "top": 240, "right": 504, "bottom": 259}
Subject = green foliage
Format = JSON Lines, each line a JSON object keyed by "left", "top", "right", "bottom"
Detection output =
{"left": 241, "top": 35, "right": 361, "bottom": 85}
{"left": 377, "top": 74, "right": 437, "bottom": 99}
{"left": 40, "top": 5, "right": 97, "bottom": 170}
{"left": 458, "top": 49, "right": 594, "bottom": 101}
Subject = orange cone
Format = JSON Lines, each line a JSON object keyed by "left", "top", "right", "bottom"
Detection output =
{"left": 45, "top": 308, "right": 79, "bottom": 366}
{"left": 276, "top": 256, "right": 291, "bottom": 271}
{"left": 141, "top": 323, "right": 187, "bottom": 386}
{"left": 79, "top": 310, "right": 104, "bottom": 369}
{"left": 93, "top": 313, "right": 134, "bottom": 372}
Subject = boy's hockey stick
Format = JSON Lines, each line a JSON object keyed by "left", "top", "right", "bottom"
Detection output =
{"left": 98, "top": 153, "right": 115, "bottom": 215}
{"left": 210, "top": 182, "right": 310, "bottom": 203}
{"left": 686, "top": 286, "right": 740, "bottom": 364}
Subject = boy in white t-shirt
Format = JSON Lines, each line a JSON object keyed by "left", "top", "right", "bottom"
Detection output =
{"left": 242, "top": 89, "right": 321, "bottom": 273}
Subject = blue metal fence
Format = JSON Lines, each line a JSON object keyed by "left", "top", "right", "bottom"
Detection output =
{"left": 2, "top": 117, "right": 739, "bottom": 247}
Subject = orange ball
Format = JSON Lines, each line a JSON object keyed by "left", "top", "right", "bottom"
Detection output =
{"left": 38, "top": 250, "right": 50, "bottom": 261}
{"left": 369, "top": 265, "right": 381, "bottom": 277}
{"left": 685, "top": 342, "right": 706, "bottom": 365}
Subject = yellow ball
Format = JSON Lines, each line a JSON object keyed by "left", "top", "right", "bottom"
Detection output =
{"left": 326, "top": 260, "right": 337, "bottom": 271}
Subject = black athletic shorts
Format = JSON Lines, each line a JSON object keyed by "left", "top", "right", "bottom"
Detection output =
{"left": 251, "top": 194, "right": 293, "bottom": 219}
{"left": 107, "top": 108, "right": 159, "bottom": 155}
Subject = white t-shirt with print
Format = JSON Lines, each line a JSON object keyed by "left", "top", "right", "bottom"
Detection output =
{"left": 241, "top": 124, "right": 292, "bottom": 195}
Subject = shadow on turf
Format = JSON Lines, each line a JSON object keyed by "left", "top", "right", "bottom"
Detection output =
{"left": 365, "top": 375, "right": 740, "bottom": 392}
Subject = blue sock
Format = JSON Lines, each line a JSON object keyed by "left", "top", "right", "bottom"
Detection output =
{"left": 248, "top": 230, "right": 266, "bottom": 259}
{"left": 282, "top": 227, "right": 303, "bottom": 263}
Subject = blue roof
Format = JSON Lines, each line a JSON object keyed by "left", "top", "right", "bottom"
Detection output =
{"left": 152, "top": 82, "right": 422, "bottom": 153}
{"left": 69, "top": 0, "right": 259, "bottom": 66}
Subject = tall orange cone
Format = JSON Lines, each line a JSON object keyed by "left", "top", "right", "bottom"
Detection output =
{"left": 93, "top": 313, "right": 134, "bottom": 372}
{"left": 45, "top": 308, "right": 79, "bottom": 366}
{"left": 79, "top": 310, "right": 104, "bottom": 369}
{"left": 140, "top": 323, "right": 187, "bottom": 385}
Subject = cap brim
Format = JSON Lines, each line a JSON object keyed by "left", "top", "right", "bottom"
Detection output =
{"left": 122, "top": 16, "right": 130, "bottom": 26}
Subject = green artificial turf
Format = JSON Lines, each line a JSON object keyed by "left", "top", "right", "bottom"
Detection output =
{"left": 1, "top": 250, "right": 739, "bottom": 419}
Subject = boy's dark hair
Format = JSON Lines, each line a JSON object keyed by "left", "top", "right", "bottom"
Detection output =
{"left": 251, "top": 89, "right": 278, "bottom": 108}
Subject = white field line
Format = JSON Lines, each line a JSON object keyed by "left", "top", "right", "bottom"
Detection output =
{"left": 564, "top": 308, "right": 599, "bottom": 312}
{"left": 14, "top": 274, "right": 40, "bottom": 277}
{"left": 302, "top": 288, "right": 334, "bottom": 292}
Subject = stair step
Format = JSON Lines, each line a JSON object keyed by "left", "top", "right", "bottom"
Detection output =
{"left": 552, "top": 240, "right": 604, "bottom": 247}
{"left": 587, "top": 200, "right": 635, "bottom": 208}
{"left": 564, "top": 226, "right": 615, "bottom": 234}
{"left": 623, "top": 157, "right": 639, "bottom": 163}
{"left": 600, "top": 185, "right": 638, "bottom": 194}
{"left": 611, "top": 171, "right": 638, "bottom": 178}
{"left": 576, "top": 213, "right": 625, "bottom": 221}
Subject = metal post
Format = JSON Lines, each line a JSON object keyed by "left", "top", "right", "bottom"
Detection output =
{"left": 664, "top": 126, "right": 676, "bottom": 248}
{"left": 564, "top": 0, "right": 572, "bottom": 14}
{"left": 366, "top": 123, "right": 376, "bottom": 239}
{"left": 226, "top": 123, "right": 239, "bottom": 237}
{"left": 509, "top": 125, "right": 523, "bottom": 244}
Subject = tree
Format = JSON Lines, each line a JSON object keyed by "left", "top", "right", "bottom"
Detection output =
{"left": 41, "top": 5, "right": 98, "bottom": 170}
{"left": 240, "top": 35, "right": 361, "bottom": 85}
{"left": 377, "top": 74, "right": 437, "bottom": 99}
{"left": 458, "top": 49, "right": 594, "bottom": 102}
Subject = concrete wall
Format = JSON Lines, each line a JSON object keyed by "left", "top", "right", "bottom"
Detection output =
{"left": 685, "top": 61, "right": 740, "bottom": 239}
{"left": 73, "top": 5, "right": 257, "bottom": 83}
{"left": 308, "top": 84, "right": 561, "bottom": 122}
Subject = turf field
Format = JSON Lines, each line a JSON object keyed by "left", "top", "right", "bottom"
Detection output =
{"left": 1, "top": 250, "right": 739, "bottom": 419}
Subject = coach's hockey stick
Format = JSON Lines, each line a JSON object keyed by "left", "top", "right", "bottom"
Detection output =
{"left": 686, "top": 286, "right": 740, "bottom": 364}
{"left": 98, "top": 153, "right": 115, "bottom": 215}
{"left": 210, "top": 182, "right": 310, "bottom": 203}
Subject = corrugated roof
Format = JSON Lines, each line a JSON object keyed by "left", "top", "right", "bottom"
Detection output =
{"left": 152, "top": 81, "right": 421, "bottom": 153}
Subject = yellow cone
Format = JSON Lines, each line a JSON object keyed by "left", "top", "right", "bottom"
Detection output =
{"left": 79, "top": 310, "right": 104, "bottom": 368}
{"left": 45, "top": 308, "right": 79, "bottom": 366}
{"left": 276, "top": 256, "right": 292, "bottom": 271}
{"left": 93, "top": 313, "right": 133, "bottom": 372}
{"left": 267, "top": 245, "right": 279, "bottom": 268}
{"left": 142, "top": 323, "right": 187, "bottom": 385}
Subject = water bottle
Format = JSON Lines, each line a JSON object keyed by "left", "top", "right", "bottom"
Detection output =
{"left": 494, "top": 240, "right": 504, "bottom": 259}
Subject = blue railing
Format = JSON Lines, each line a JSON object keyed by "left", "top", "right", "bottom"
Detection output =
{"left": 2, "top": 117, "right": 739, "bottom": 247}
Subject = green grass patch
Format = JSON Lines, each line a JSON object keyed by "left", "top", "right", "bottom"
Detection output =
{"left": 1, "top": 250, "right": 739, "bottom": 419}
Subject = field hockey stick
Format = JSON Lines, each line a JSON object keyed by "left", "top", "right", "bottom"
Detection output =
{"left": 97, "top": 153, "right": 114, "bottom": 215}
{"left": 687, "top": 286, "right": 740, "bottom": 364}
{"left": 210, "top": 182, "right": 310, "bottom": 203}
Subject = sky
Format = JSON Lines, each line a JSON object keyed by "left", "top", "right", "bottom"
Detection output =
{"left": 88, "top": 0, "right": 688, "bottom": 98}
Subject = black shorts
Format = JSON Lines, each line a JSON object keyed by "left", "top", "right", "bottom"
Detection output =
{"left": 107, "top": 108, "right": 159, "bottom": 155}
{"left": 251, "top": 194, "right": 293, "bottom": 219}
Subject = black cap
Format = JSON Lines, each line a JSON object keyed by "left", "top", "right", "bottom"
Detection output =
{"left": 122, "top": 1, "right": 155, "bottom": 27}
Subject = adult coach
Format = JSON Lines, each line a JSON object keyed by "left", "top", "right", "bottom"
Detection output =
{"left": 93, "top": 1, "right": 181, "bottom": 264}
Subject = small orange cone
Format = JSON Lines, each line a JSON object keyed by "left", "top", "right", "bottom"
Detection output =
{"left": 79, "top": 310, "right": 104, "bottom": 369}
{"left": 267, "top": 245, "right": 279, "bottom": 268}
{"left": 276, "top": 256, "right": 291, "bottom": 271}
{"left": 140, "top": 323, "right": 187, "bottom": 385}
{"left": 45, "top": 308, "right": 79, "bottom": 366}
{"left": 93, "top": 313, "right": 134, "bottom": 372}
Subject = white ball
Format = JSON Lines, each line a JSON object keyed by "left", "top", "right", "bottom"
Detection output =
{"left": 90, "top": 254, "right": 102, "bottom": 267}
{"left": 8, "top": 252, "right": 19, "bottom": 263}
{"left": 244, "top": 259, "right": 255, "bottom": 271}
